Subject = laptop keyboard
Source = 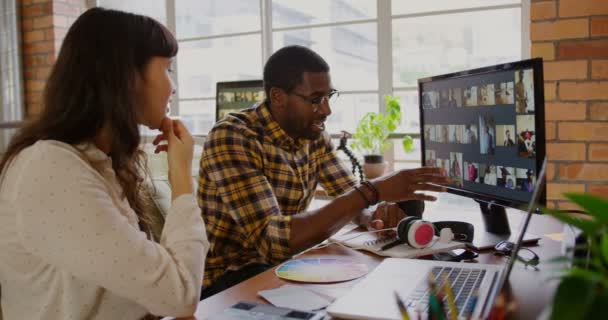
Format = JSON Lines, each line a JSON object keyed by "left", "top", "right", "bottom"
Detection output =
{"left": 406, "top": 266, "right": 486, "bottom": 318}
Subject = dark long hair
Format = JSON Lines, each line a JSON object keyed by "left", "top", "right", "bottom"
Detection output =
{"left": 0, "top": 7, "right": 178, "bottom": 234}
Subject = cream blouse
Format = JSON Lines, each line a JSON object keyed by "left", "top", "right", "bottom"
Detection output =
{"left": 0, "top": 140, "right": 208, "bottom": 319}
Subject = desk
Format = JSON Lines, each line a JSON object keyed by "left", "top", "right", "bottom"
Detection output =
{"left": 191, "top": 205, "right": 564, "bottom": 319}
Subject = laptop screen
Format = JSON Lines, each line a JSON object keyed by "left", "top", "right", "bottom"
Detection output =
{"left": 501, "top": 157, "right": 547, "bottom": 283}
{"left": 482, "top": 157, "right": 547, "bottom": 317}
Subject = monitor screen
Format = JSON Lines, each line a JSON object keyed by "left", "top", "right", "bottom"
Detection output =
{"left": 419, "top": 58, "right": 546, "bottom": 208}
{"left": 216, "top": 80, "right": 265, "bottom": 122}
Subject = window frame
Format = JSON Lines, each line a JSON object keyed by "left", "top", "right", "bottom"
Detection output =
{"left": 94, "top": 0, "right": 530, "bottom": 167}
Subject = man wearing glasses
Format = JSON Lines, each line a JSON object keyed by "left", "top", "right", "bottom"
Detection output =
{"left": 197, "top": 45, "right": 449, "bottom": 299}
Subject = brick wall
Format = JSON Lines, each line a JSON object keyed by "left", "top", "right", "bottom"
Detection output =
{"left": 531, "top": 0, "right": 608, "bottom": 209}
{"left": 20, "top": 0, "right": 86, "bottom": 117}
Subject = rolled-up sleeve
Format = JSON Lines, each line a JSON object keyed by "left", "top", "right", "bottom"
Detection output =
{"left": 317, "top": 136, "right": 358, "bottom": 197}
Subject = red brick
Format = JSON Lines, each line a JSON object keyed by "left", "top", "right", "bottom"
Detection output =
{"left": 590, "top": 102, "right": 608, "bottom": 120}
{"left": 25, "top": 80, "right": 46, "bottom": 93}
{"left": 546, "top": 121, "right": 556, "bottom": 140}
{"left": 23, "top": 40, "right": 54, "bottom": 55}
{"left": 32, "top": 16, "right": 52, "bottom": 29}
{"left": 531, "top": 42, "right": 555, "bottom": 61}
{"left": 545, "top": 102, "right": 587, "bottom": 121}
{"left": 547, "top": 201, "right": 558, "bottom": 210}
{"left": 559, "top": 81, "right": 608, "bottom": 100}
{"left": 592, "top": 60, "right": 608, "bottom": 79}
{"left": 547, "top": 183, "right": 586, "bottom": 200}
{"left": 43, "top": 29, "right": 54, "bottom": 39}
{"left": 547, "top": 143, "right": 586, "bottom": 160}
{"left": 547, "top": 162, "right": 556, "bottom": 181}
{"left": 556, "top": 201, "right": 584, "bottom": 211}
{"left": 22, "top": 3, "right": 51, "bottom": 17}
{"left": 24, "top": 30, "right": 45, "bottom": 42}
{"left": 531, "top": 19, "right": 589, "bottom": 41}
{"left": 560, "top": 163, "right": 608, "bottom": 181}
{"left": 544, "top": 60, "right": 588, "bottom": 80}
{"left": 23, "top": 53, "right": 55, "bottom": 67}
{"left": 27, "top": 103, "right": 43, "bottom": 117}
{"left": 34, "top": 66, "right": 52, "bottom": 80}
{"left": 531, "top": 1, "right": 556, "bottom": 20}
{"left": 559, "top": 122, "right": 608, "bottom": 141}
{"left": 592, "top": 17, "right": 608, "bottom": 37}
{"left": 21, "top": 17, "right": 33, "bottom": 30}
{"left": 559, "top": 0, "right": 608, "bottom": 18}
{"left": 589, "top": 144, "right": 608, "bottom": 161}
{"left": 559, "top": 40, "right": 608, "bottom": 59}
{"left": 545, "top": 82, "right": 556, "bottom": 101}
{"left": 589, "top": 184, "right": 608, "bottom": 198}
{"left": 25, "top": 91, "right": 41, "bottom": 104}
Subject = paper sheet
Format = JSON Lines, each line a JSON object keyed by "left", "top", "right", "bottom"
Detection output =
{"left": 258, "top": 285, "right": 333, "bottom": 311}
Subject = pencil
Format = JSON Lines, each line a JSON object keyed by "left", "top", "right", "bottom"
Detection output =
{"left": 427, "top": 272, "right": 445, "bottom": 320}
{"left": 442, "top": 273, "right": 458, "bottom": 320}
{"left": 394, "top": 291, "right": 410, "bottom": 320}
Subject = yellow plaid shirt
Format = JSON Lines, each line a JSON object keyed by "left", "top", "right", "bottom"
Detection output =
{"left": 198, "top": 101, "right": 357, "bottom": 287}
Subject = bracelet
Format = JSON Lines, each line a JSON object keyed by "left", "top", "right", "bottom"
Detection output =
{"left": 353, "top": 185, "right": 371, "bottom": 207}
{"left": 361, "top": 180, "right": 380, "bottom": 206}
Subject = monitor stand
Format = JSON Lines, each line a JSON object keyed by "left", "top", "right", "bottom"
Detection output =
{"left": 468, "top": 200, "right": 540, "bottom": 251}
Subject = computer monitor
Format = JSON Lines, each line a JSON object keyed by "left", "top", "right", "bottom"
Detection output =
{"left": 216, "top": 80, "right": 265, "bottom": 122}
{"left": 418, "top": 58, "right": 545, "bottom": 236}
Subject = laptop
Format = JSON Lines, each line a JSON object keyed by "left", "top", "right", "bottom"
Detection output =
{"left": 327, "top": 158, "right": 548, "bottom": 320}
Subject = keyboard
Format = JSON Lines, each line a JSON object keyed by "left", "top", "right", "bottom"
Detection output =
{"left": 406, "top": 266, "right": 486, "bottom": 318}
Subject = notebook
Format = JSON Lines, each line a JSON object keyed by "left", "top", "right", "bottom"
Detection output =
{"left": 327, "top": 158, "right": 548, "bottom": 320}
{"left": 330, "top": 229, "right": 466, "bottom": 258}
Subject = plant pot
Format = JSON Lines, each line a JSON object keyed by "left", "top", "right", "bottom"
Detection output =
{"left": 363, "top": 155, "right": 387, "bottom": 179}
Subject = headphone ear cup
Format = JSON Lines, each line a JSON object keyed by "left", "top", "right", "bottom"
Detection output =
{"left": 407, "top": 221, "right": 435, "bottom": 249}
{"left": 397, "top": 216, "right": 420, "bottom": 244}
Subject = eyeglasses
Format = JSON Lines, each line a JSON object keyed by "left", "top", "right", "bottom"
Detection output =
{"left": 494, "top": 240, "right": 540, "bottom": 269}
{"left": 289, "top": 90, "right": 339, "bottom": 112}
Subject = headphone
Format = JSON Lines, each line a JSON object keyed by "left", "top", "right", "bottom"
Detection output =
{"left": 396, "top": 217, "right": 474, "bottom": 249}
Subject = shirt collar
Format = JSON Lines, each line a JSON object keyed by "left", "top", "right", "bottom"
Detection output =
{"left": 256, "top": 101, "right": 305, "bottom": 151}
{"left": 75, "top": 142, "right": 111, "bottom": 164}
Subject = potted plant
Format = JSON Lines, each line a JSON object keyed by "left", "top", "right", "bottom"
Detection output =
{"left": 543, "top": 193, "right": 608, "bottom": 319}
{"left": 350, "top": 95, "right": 414, "bottom": 179}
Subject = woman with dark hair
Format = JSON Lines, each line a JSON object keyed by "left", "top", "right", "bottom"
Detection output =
{"left": 0, "top": 8, "right": 208, "bottom": 319}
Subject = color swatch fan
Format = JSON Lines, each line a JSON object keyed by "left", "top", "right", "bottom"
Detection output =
{"left": 275, "top": 258, "right": 369, "bottom": 283}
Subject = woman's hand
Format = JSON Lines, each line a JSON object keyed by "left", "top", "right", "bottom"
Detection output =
{"left": 153, "top": 117, "right": 194, "bottom": 200}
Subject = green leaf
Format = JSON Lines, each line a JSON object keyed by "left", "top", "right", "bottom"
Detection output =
{"left": 550, "top": 276, "right": 596, "bottom": 320}
{"left": 402, "top": 136, "right": 414, "bottom": 152}
{"left": 602, "top": 234, "right": 608, "bottom": 266}
{"left": 564, "top": 193, "right": 608, "bottom": 226}
{"left": 583, "top": 286, "right": 608, "bottom": 319}
{"left": 352, "top": 95, "right": 408, "bottom": 156}
{"left": 567, "top": 267, "right": 606, "bottom": 284}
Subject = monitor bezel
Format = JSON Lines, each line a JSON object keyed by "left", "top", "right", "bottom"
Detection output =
{"left": 215, "top": 80, "right": 264, "bottom": 122}
{"left": 418, "top": 58, "right": 546, "bottom": 209}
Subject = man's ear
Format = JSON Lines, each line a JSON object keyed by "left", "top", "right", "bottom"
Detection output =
{"left": 269, "top": 87, "right": 287, "bottom": 107}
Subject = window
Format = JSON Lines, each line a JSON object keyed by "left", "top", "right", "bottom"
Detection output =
{"left": 96, "top": 0, "right": 525, "bottom": 167}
